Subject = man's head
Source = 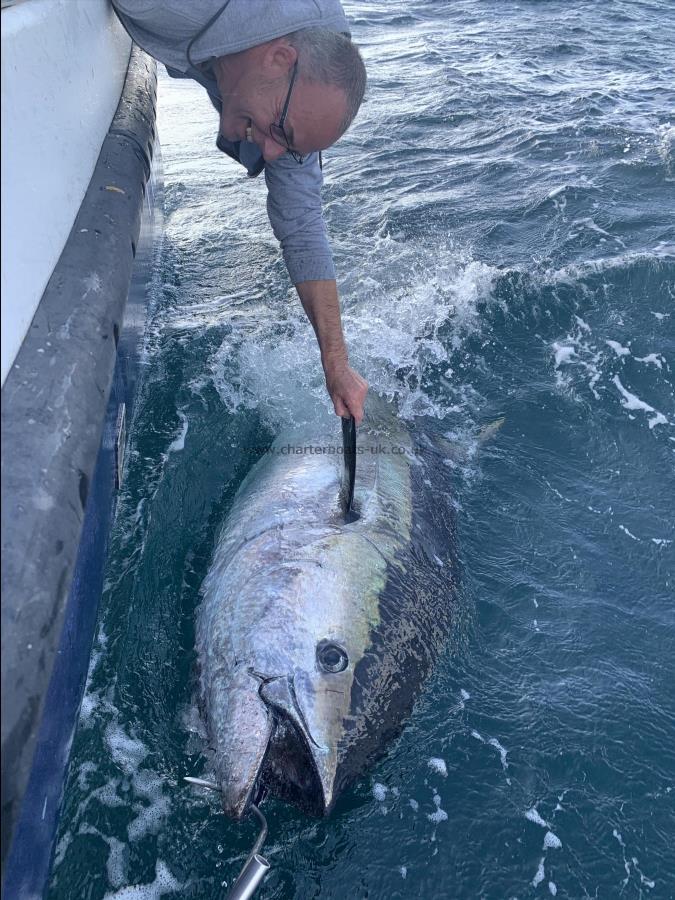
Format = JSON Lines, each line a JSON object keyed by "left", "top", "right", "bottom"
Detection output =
{"left": 213, "top": 28, "right": 366, "bottom": 162}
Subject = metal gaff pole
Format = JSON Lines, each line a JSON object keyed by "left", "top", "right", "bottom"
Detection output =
{"left": 226, "top": 804, "right": 270, "bottom": 900}
{"left": 184, "top": 779, "right": 271, "bottom": 900}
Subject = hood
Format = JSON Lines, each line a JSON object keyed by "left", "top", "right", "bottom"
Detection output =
{"left": 113, "top": 0, "right": 352, "bottom": 73}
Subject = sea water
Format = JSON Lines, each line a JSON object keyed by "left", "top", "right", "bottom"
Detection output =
{"left": 49, "top": 2, "right": 674, "bottom": 897}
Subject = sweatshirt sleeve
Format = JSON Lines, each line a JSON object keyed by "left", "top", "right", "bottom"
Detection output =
{"left": 264, "top": 152, "right": 336, "bottom": 285}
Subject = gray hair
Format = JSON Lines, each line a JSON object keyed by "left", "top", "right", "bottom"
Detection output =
{"left": 285, "top": 28, "right": 367, "bottom": 133}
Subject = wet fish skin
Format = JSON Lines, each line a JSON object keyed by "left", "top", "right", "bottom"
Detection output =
{"left": 197, "top": 399, "right": 457, "bottom": 818}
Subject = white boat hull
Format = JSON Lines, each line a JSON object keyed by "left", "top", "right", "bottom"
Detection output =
{"left": 1, "top": 0, "right": 132, "bottom": 384}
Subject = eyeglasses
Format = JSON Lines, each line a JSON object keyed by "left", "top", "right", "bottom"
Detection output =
{"left": 269, "top": 61, "right": 304, "bottom": 164}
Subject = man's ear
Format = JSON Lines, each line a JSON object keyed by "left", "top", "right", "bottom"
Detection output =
{"left": 262, "top": 39, "right": 297, "bottom": 78}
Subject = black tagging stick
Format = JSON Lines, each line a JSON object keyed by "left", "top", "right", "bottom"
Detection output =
{"left": 341, "top": 415, "right": 356, "bottom": 516}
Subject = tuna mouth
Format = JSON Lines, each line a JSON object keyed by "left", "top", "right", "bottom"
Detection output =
{"left": 256, "top": 673, "right": 330, "bottom": 817}
{"left": 222, "top": 672, "right": 332, "bottom": 820}
{"left": 254, "top": 710, "right": 327, "bottom": 817}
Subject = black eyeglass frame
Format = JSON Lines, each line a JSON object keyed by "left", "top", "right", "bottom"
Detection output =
{"left": 269, "top": 61, "right": 304, "bottom": 164}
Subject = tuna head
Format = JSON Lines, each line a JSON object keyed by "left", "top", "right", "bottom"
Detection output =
{"left": 206, "top": 627, "right": 356, "bottom": 820}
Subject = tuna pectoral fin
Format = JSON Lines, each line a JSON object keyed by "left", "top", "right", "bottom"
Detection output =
{"left": 477, "top": 416, "right": 506, "bottom": 444}
{"left": 424, "top": 416, "right": 506, "bottom": 464}
{"left": 210, "top": 671, "right": 273, "bottom": 819}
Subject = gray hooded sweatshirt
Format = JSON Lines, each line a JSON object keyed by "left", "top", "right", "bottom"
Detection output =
{"left": 112, "top": 0, "right": 353, "bottom": 285}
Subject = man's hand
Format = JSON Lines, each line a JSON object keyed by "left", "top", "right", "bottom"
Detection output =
{"left": 323, "top": 357, "right": 368, "bottom": 424}
{"left": 295, "top": 279, "right": 369, "bottom": 424}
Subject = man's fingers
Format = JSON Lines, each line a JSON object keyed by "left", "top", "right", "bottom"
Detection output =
{"left": 333, "top": 392, "right": 365, "bottom": 423}
{"left": 325, "top": 365, "right": 368, "bottom": 424}
{"left": 333, "top": 397, "right": 349, "bottom": 418}
{"left": 349, "top": 401, "right": 364, "bottom": 425}
{"left": 351, "top": 379, "right": 368, "bottom": 424}
{"left": 343, "top": 392, "right": 365, "bottom": 424}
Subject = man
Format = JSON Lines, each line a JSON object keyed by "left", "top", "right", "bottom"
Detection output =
{"left": 112, "top": 0, "right": 368, "bottom": 422}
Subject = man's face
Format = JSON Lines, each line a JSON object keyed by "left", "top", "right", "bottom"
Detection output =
{"left": 215, "top": 44, "right": 349, "bottom": 162}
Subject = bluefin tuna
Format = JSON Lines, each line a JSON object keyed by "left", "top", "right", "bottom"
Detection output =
{"left": 196, "top": 399, "right": 457, "bottom": 818}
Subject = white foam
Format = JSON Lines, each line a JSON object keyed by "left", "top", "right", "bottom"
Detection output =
{"left": 548, "top": 881, "right": 558, "bottom": 895}
{"left": 571, "top": 217, "right": 626, "bottom": 249}
{"left": 614, "top": 829, "right": 632, "bottom": 884}
{"left": 471, "top": 730, "right": 485, "bottom": 743}
{"left": 488, "top": 738, "right": 509, "bottom": 770}
{"left": 106, "top": 725, "right": 148, "bottom": 774}
{"left": 645, "top": 414, "right": 665, "bottom": 430}
{"left": 399, "top": 866, "right": 407, "bottom": 879}
{"left": 409, "top": 798, "right": 419, "bottom": 812}
{"left": 92, "top": 779, "right": 126, "bottom": 810}
{"left": 209, "top": 249, "right": 497, "bottom": 428}
{"left": 79, "top": 626, "right": 112, "bottom": 727}
{"left": 526, "top": 807, "right": 549, "bottom": 828}
{"left": 427, "top": 793, "right": 449, "bottom": 825}
{"left": 372, "top": 782, "right": 387, "bottom": 802}
{"left": 76, "top": 761, "right": 98, "bottom": 791}
{"left": 612, "top": 829, "right": 656, "bottom": 889}
{"left": 588, "top": 372, "right": 601, "bottom": 399}
{"left": 638, "top": 871, "right": 656, "bottom": 889}
{"left": 106, "top": 836, "right": 129, "bottom": 889}
{"left": 103, "top": 724, "right": 171, "bottom": 842}
{"left": 619, "top": 524, "right": 640, "bottom": 541}
{"left": 532, "top": 858, "right": 545, "bottom": 887}
{"left": 428, "top": 758, "right": 448, "bottom": 777}
{"left": 573, "top": 217, "right": 612, "bottom": 238}
{"left": 167, "top": 411, "right": 188, "bottom": 453}
{"left": 460, "top": 689, "right": 470, "bottom": 700}
{"left": 79, "top": 691, "right": 101, "bottom": 724}
{"left": 52, "top": 831, "right": 73, "bottom": 870}
{"left": 551, "top": 325, "right": 603, "bottom": 399}
{"left": 635, "top": 353, "right": 664, "bottom": 369}
{"left": 613, "top": 376, "right": 668, "bottom": 428}
{"left": 543, "top": 831, "right": 562, "bottom": 850}
{"left": 75, "top": 826, "right": 129, "bottom": 891}
{"left": 605, "top": 340, "right": 630, "bottom": 357}
{"left": 427, "top": 809, "right": 448, "bottom": 824}
{"left": 552, "top": 342, "right": 576, "bottom": 367}
{"left": 128, "top": 770, "right": 172, "bottom": 842}
{"left": 102, "top": 860, "right": 182, "bottom": 899}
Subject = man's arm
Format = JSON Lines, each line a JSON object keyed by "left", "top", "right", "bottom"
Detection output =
{"left": 296, "top": 279, "right": 368, "bottom": 423}
{"left": 264, "top": 152, "right": 367, "bottom": 421}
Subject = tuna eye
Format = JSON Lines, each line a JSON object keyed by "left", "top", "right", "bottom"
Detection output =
{"left": 316, "top": 641, "right": 348, "bottom": 673}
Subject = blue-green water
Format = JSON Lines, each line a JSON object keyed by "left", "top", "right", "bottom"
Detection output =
{"left": 50, "top": 2, "right": 674, "bottom": 897}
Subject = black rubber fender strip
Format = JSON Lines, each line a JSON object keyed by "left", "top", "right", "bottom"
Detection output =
{"left": 0, "top": 44, "right": 157, "bottom": 866}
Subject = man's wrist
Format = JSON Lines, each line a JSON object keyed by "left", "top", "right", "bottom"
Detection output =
{"left": 321, "top": 347, "right": 349, "bottom": 374}
{"left": 295, "top": 279, "right": 350, "bottom": 374}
